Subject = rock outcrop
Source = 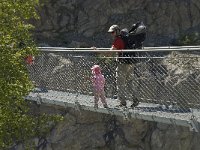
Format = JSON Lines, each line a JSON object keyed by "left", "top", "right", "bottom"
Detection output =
{"left": 32, "top": 0, "right": 200, "bottom": 47}
{"left": 14, "top": 104, "right": 200, "bottom": 150}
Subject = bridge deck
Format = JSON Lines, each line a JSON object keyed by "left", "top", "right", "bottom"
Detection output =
{"left": 25, "top": 89, "right": 200, "bottom": 132}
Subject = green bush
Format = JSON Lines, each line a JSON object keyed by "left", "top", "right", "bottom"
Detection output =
{"left": 0, "top": 0, "right": 63, "bottom": 148}
{"left": 175, "top": 32, "right": 200, "bottom": 46}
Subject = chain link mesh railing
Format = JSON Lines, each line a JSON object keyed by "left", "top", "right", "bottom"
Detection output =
{"left": 26, "top": 47, "right": 200, "bottom": 130}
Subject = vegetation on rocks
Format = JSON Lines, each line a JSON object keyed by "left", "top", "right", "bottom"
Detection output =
{"left": 175, "top": 32, "right": 200, "bottom": 46}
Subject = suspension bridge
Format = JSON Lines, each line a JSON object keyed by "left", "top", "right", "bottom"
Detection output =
{"left": 25, "top": 46, "right": 200, "bottom": 132}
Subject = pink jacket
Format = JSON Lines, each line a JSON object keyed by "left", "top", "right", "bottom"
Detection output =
{"left": 91, "top": 65, "right": 105, "bottom": 91}
{"left": 91, "top": 74, "right": 105, "bottom": 91}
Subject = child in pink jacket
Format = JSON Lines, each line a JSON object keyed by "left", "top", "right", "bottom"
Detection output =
{"left": 91, "top": 65, "right": 108, "bottom": 108}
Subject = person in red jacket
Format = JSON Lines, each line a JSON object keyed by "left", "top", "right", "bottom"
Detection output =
{"left": 108, "top": 26, "right": 125, "bottom": 50}
{"left": 108, "top": 25, "right": 139, "bottom": 108}
{"left": 25, "top": 55, "right": 35, "bottom": 65}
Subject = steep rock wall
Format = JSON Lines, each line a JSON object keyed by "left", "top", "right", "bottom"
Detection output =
{"left": 15, "top": 103, "right": 200, "bottom": 150}
{"left": 32, "top": 0, "right": 200, "bottom": 47}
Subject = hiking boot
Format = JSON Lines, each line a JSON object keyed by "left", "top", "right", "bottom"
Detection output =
{"left": 130, "top": 98, "right": 139, "bottom": 108}
{"left": 103, "top": 104, "right": 108, "bottom": 108}
{"left": 116, "top": 101, "right": 127, "bottom": 108}
{"left": 94, "top": 104, "right": 98, "bottom": 109}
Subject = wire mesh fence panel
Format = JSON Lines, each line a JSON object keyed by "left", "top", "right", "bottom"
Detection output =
{"left": 27, "top": 48, "right": 200, "bottom": 112}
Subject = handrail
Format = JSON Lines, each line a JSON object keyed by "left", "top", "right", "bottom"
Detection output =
{"left": 39, "top": 45, "right": 200, "bottom": 49}
{"left": 144, "top": 45, "right": 200, "bottom": 49}
{"left": 38, "top": 46, "right": 200, "bottom": 52}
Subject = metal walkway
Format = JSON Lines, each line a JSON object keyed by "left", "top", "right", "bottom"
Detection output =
{"left": 26, "top": 89, "right": 200, "bottom": 132}
{"left": 26, "top": 46, "right": 200, "bottom": 132}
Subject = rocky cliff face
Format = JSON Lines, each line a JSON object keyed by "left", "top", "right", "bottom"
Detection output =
{"left": 15, "top": 104, "right": 200, "bottom": 150}
{"left": 32, "top": 0, "right": 200, "bottom": 47}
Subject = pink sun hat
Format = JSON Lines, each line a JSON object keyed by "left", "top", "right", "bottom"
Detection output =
{"left": 91, "top": 65, "right": 101, "bottom": 74}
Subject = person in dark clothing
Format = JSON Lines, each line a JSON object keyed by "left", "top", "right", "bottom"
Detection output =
{"left": 107, "top": 25, "right": 139, "bottom": 108}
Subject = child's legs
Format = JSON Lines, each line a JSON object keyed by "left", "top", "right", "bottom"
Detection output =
{"left": 94, "top": 89, "right": 99, "bottom": 105}
{"left": 99, "top": 90, "right": 107, "bottom": 105}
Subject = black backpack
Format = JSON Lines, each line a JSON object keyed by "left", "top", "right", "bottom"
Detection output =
{"left": 121, "top": 21, "right": 147, "bottom": 49}
{"left": 118, "top": 22, "right": 147, "bottom": 64}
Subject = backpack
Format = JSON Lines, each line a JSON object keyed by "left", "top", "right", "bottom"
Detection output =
{"left": 119, "top": 22, "right": 147, "bottom": 64}
{"left": 121, "top": 21, "right": 147, "bottom": 49}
